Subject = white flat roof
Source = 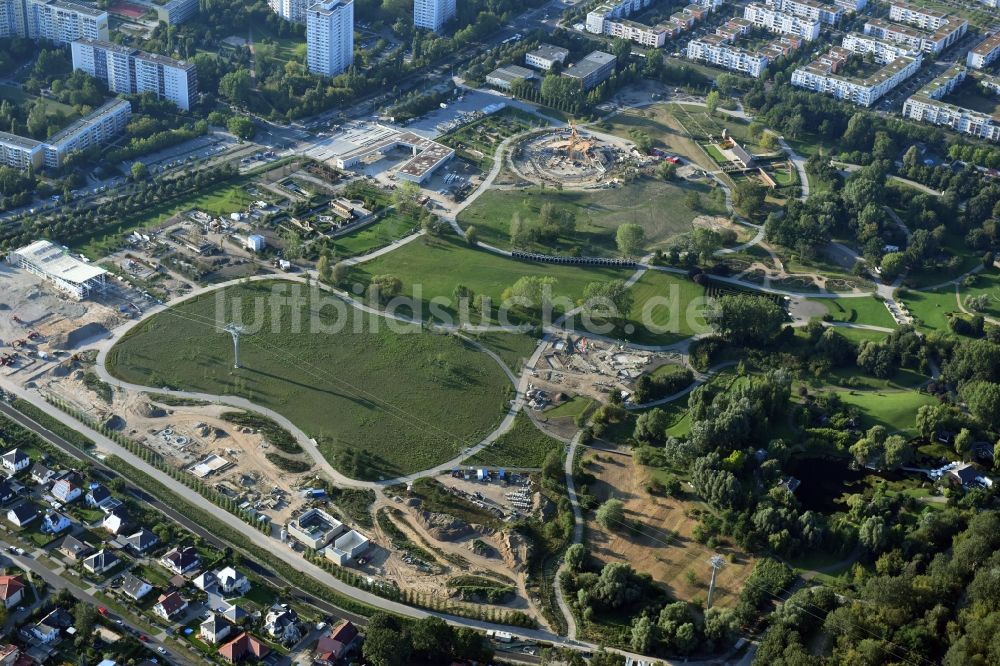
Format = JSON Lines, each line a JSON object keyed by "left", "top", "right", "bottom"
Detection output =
{"left": 13, "top": 240, "right": 106, "bottom": 285}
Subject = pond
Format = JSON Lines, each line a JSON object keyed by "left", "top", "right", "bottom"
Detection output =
{"left": 784, "top": 455, "right": 906, "bottom": 513}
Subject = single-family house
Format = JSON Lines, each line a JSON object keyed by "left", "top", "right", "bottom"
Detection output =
{"left": 216, "top": 567, "right": 250, "bottom": 596}
{"left": 314, "top": 621, "right": 358, "bottom": 665}
{"left": 85, "top": 484, "right": 112, "bottom": 508}
{"left": 7, "top": 502, "right": 38, "bottom": 527}
{"left": 51, "top": 478, "right": 82, "bottom": 504}
{"left": 31, "top": 608, "right": 71, "bottom": 643}
{"left": 193, "top": 570, "right": 216, "bottom": 592}
{"left": 1, "top": 449, "right": 29, "bottom": 474}
{"left": 948, "top": 462, "right": 981, "bottom": 487}
{"left": 0, "top": 644, "right": 19, "bottom": 666}
{"left": 121, "top": 573, "right": 153, "bottom": 601}
{"left": 41, "top": 511, "right": 71, "bottom": 534}
{"left": 0, "top": 480, "right": 15, "bottom": 506}
{"left": 222, "top": 603, "right": 249, "bottom": 625}
{"left": 58, "top": 535, "right": 94, "bottom": 562}
{"left": 218, "top": 632, "right": 270, "bottom": 663}
{"left": 0, "top": 575, "right": 24, "bottom": 610}
{"left": 200, "top": 613, "right": 232, "bottom": 645}
{"left": 153, "top": 591, "right": 188, "bottom": 621}
{"left": 102, "top": 506, "right": 129, "bottom": 535}
{"left": 119, "top": 528, "right": 158, "bottom": 555}
{"left": 30, "top": 463, "right": 54, "bottom": 485}
{"left": 161, "top": 546, "right": 200, "bottom": 575}
{"left": 83, "top": 549, "right": 119, "bottom": 575}
{"left": 263, "top": 604, "right": 301, "bottom": 644}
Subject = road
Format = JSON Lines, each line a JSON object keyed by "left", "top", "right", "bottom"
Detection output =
{"left": 0, "top": 537, "right": 195, "bottom": 665}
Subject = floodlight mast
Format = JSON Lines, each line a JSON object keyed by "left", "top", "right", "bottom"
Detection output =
{"left": 224, "top": 323, "right": 245, "bottom": 369}
{"left": 707, "top": 554, "right": 726, "bottom": 609}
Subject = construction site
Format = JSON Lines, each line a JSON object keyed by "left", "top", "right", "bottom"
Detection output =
{"left": 509, "top": 124, "right": 636, "bottom": 188}
{"left": 526, "top": 333, "right": 689, "bottom": 402}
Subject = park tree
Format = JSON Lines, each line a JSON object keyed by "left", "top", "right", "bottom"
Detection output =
{"left": 73, "top": 602, "right": 96, "bottom": 638}
{"left": 960, "top": 381, "right": 1000, "bottom": 430}
{"left": 733, "top": 180, "right": 767, "bottom": 218}
{"left": 464, "top": 225, "right": 478, "bottom": 245}
{"left": 630, "top": 615, "right": 655, "bottom": 653}
{"left": 410, "top": 617, "right": 453, "bottom": 662}
{"left": 705, "top": 90, "right": 720, "bottom": 115}
{"left": 879, "top": 252, "right": 906, "bottom": 282}
{"left": 583, "top": 280, "right": 633, "bottom": 323}
{"left": 130, "top": 161, "right": 148, "bottom": 181}
{"left": 362, "top": 614, "right": 411, "bottom": 666}
{"left": 502, "top": 275, "right": 558, "bottom": 310}
{"left": 708, "top": 294, "right": 786, "bottom": 345}
{"left": 657, "top": 161, "right": 677, "bottom": 181}
{"left": 955, "top": 427, "right": 974, "bottom": 455}
{"left": 330, "top": 261, "right": 348, "bottom": 286}
{"left": 227, "top": 115, "right": 255, "bottom": 140}
{"left": 596, "top": 498, "right": 626, "bottom": 530}
{"left": 616, "top": 223, "right": 645, "bottom": 257}
{"left": 565, "top": 543, "right": 587, "bottom": 572}
{"left": 218, "top": 68, "right": 253, "bottom": 105}
{"left": 634, "top": 408, "right": 670, "bottom": 444}
{"left": 368, "top": 274, "right": 402, "bottom": 302}
{"left": 316, "top": 255, "right": 331, "bottom": 283}
{"left": 590, "top": 562, "right": 642, "bottom": 609}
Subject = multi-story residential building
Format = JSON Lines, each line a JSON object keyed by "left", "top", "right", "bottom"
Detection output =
{"left": 744, "top": 3, "right": 821, "bottom": 41}
{"left": 269, "top": 0, "right": 311, "bottom": 23}
{"left": 605, "top": 19, "right": 668, "bottom": 47}
{"left": 791, "top": 45, "right": 922, "bottom": 106}
{"left": 0, "top": 0, "right": 27, "bottom": 38}
{"left": 585, "top": 0, "right": 653, "bottom": 34}
{"left": 42, "top": 99, "right": 131, "bottom": 167}
{"left": 863, "top": 17, "right": 965, "bottom": 54}
{"left": 687, "top": 34, "right": 771, "bottom": 77}
{"left": 524, "top": 44, "right": 569, "bottom": 70}
{"left": 967, "top": 33, "right": 1000, "bottom": 70}
{"left": 306, "top": 0, "right": 353, "bottom": 77}
{"left": 413, "top": 0, "right": 455, "bottom": 32}
{"left": 764, "top": 0, "right": 842, "bottom": 26}
{"left": 902, "top": 65, "right": 1000, "bottom": 142}
{"left": 152, "top": 0, "right": 198, "bottom": 24}
{"left": 71, "top": 39, "right": 198, "bottom": 110}
{"left": 25, "top": 0, "right": 108, "bottom": 44}
{"left": 977, "top": 0, "right": 997, "bottom": 7}
{"left": 562, "top": 50, "right": 617, "bottom": 90}
{"left": 842, "top": 33, "right": 916, "bottom": 61}
{"left": 833, "top": 0, "right": 866, "bottom": 10}
{"left": 0, "top": 133, "right": 44, "bottom": 170}
{"left": 888, "top": 1, "right": 948, "bottom": 30}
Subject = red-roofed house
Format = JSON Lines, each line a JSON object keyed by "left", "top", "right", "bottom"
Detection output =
{"left": 0, "top": 576, "right": 24, "bottom": 609}
{"left": 218, "top": 632, "right": 270, "bottom": 663}
{"left": 314, "top": 621, "right": 358, "bottom": 664}
{"left": 153, "top": 591, "right": 188, "bottom": 621}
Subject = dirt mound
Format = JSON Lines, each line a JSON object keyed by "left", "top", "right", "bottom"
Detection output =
{"left": 134, "top": 401, "right": 167, "bottom": 418}
{"left": 103, "top": 414, "right": 126, "bottom": 431}
{"left": 499, "top": 528, "right": 533, "bottom": 573}
{"left": 417, "top": 511, "right": 473, "bottom": 541}
{"left": 49, "top": 364, "right": 71, "bottom": 377}
{"left": 48, "top": 321, "right": 111, "bottom": 350}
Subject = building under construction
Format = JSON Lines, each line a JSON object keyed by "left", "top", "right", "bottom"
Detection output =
{"left": 7, "top": 240, "right": 107, "bottom": 300}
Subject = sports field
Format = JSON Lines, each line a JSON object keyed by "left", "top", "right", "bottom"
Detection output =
{"left": 456, "top": 178, "right": 725, "bottom": 257}
{"left": 106, "top": 280, "right": 512, "bottom": 479}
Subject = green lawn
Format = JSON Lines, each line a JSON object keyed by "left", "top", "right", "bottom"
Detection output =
{"left": 836, "top": 390, "right": 937, "bottom": 436}
{"left": 466, "top": 331, "right": 540, "bottom": 375}
{"left": 464, "top": 411, "right": 563, "bottom": 468}
{"left": 618, "top": 269, "right": 709, "bottom": 344}
{"left": 827, "top": 327, "right": 890, "bottom": 344}
{"left": 900, "top": 287, "right": 957, "bottom": 333}
{"left": 544, "top": 395, "right": 594, "bottom": 421}
{"left": 331, "top": 212, "right": 418, "bottom": 258}
{"left": 816, "top": 296, "right": 898, "bottom": 329}
{"left": 76, "top": 178, "right": 257, "bottom": 257}
{"left": 958, "top": 270, "right": 1000, "bottom": 320}
{"left": 106, "top": 280, "right": 513, "bottom": 479}
{"left": 350, "top": 234, "right": 634, "bottom": 325}
{"left": 456, "top": 177, "right": 726, "bottom": 257}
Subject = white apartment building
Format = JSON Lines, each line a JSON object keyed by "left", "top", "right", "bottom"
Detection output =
{"left": 968, "top": 33, "right": 1000, "bottom": 70}
{"left": 888, "top": 1, "right": 948, "bottom": 30}
{"left": 842, "top": 33, "right": 915, "bottom": 61}
{"left": 606, "top": 19, "right": 668, "bottom": 47}
{"left": 833, "top": 0, "right": 866, "bottom": 10}
{"left": 0, "top": 132, "right": 44, "bottom": 170}
{"left": 764, "top": 0, "right": 842, "bottom": 25}
{"left": 0, "top": 0, "right": 27, "bottom": 38}
{"left": 25, "top": 0, "right": 108, "bottom": 44}
{"left": 269, "top": 0, "right": 311, "bottom": 23}
{"left": 71, "top": 39, "right": 198, "bottom": 110}
{"left": 744, "top": 4, "right": 821, "bottom": 41}
{"left": 525, "top": 44, "right": 569, "bottom": 70}
{"left": 903, "top": 68, "right": 1000, "bottom": 142}
{"left": 791, "top": 46, "right": 922, "bottom": 106}
{"left": 585, "top": 0, "right": 653, "bottom": 34}
{"left": 42, "top": 99, "right": 130, "bottom": 167}
{"left": 306, "top": 0, "right": 353, "bottom": 77}
{"left": 413, "top": 0, "right": 455, "bottom": 32}
{"left": 977, "top": 0, "right": 997, "bottom": 7}
{"left": 687, "top": 35, "right": 770, "bottom": 78}
{"left": 863, "top": 17, "right": 965, "bottom": 54}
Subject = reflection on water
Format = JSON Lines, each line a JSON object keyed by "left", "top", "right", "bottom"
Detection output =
{"left": 784, "top": 456, "right": 906, "bottom": 513}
